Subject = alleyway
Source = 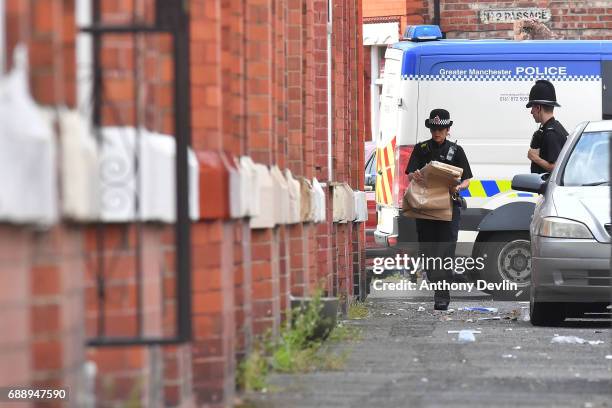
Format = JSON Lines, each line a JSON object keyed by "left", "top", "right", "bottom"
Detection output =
{"left": 246, "top": 288, "right": 612, "bottom": 408}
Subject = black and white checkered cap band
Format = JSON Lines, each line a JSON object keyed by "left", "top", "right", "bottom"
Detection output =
{"left": 427, "top": 117, "right": 451, "bottom": 126}
{"left": 401, "top": 75, "right": 600, "bottom": 81}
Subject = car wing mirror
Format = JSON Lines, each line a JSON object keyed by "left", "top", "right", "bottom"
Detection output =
{"left": 511, "top": 173, "right": 548, "bottom": 195}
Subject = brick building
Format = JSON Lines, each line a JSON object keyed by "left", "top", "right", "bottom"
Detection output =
{"left": 363, "top": 0, "right": 612, "bottom": 140}
{"left": 0, "top": 0, "right": 364, "bottom": 407}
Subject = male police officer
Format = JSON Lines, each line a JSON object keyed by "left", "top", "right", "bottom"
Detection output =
{"left": 405, "top": 109, "right": 472, "bottom": 310}
{"left": 526, "top": 80, "right": 568, "bottom": 173}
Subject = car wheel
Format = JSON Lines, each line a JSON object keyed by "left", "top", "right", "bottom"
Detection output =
{"left": 530, "top": 289, "right": 566, "bottom": 326}
{"left": 473, "top": 232, "right": 531, "bottom": 300}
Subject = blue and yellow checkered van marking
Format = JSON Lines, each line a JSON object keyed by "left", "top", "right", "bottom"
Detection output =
{"left": 460, "top": 180, "right": 536, "bottom": 198}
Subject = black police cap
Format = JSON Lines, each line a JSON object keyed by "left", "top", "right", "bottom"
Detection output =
{"left": 425, "top": 108, "right": 453, "bottom": 129}
{"left": 526, "top": 79, "right": 561, "bottom": 108}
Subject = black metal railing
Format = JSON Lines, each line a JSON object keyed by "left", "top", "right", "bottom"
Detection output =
{"left": 82, "top": 0, "right": 192, "bottom": 346}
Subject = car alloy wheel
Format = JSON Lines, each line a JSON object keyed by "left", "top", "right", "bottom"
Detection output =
{"left": 497, "top": 239, "right": 531, "bottom": 287}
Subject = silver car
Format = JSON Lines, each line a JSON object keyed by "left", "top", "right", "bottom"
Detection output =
{"left": 512, "top": 120, "right": 611, "bottom": 326}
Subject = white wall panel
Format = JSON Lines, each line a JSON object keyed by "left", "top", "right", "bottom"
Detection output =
{"left": 0, "top": 45, "right": 57, "bottom": 225}
{"left": 59, "top": 110, "right": 100, "bottom": 221}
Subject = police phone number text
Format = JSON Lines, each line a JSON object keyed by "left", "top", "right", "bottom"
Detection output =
{"left": 499, "top": 94, "right": 529, "bottom": 102}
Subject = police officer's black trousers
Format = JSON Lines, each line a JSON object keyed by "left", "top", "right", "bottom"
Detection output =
{"left": 415, "top": 205, "right": 460, "bottom": 303}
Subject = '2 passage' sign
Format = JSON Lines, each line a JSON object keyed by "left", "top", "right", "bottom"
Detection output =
{"left": 480, "top": 8, "right": 552, "bottom": 24}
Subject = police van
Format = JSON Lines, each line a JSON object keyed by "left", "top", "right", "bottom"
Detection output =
{"left": 374, "top": 25, "right": 612, "bottom": 295}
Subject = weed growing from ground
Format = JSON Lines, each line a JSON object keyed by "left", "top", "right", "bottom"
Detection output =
{"left": 237, "top": 289, "right": 365, "bottom": 391}
{"left": 347, "top": 301, "right": 369, "bottom": 319}
{"left": 328, "top": 322, "right": 362, "bottom": 342}
{"left": 237, "top": 348, "right": 269, "bottom": 392}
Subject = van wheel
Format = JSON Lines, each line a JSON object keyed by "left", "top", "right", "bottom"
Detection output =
{"left": 530, "top": 290, "right": 566, "bottom": 326}
{"left": 473, "top": 232, "right": 531, "bottom": 300}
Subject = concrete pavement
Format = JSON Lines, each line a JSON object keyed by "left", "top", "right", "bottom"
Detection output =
{"left": 244, "top": 286, "right": 612, "bottom": 408}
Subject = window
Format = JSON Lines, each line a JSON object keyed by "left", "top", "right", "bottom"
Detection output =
{"left": 365, "top": 149, "right": 377, "bottom": 187}
{"left": 365, "top": 150, "right": 376, "bottom": 175}
{"left": 562, "top": 131, "right": 611, "bottom": 186}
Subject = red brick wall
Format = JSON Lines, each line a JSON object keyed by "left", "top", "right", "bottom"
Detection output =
{"left": 234, "top": 223, "right": 253, "bottom": 361}
{"left": 0, "top": 228, "right": 32, "bottom": 393}
{"left": 82, "top": 0, "right": 190, "bottom": 405}
{"left": 83, "top": 224, "right": 184, "bottom": 407}
{"left": 362, "top": 0, "right": 429, "bottom": 30}
{"left": 363, "top": 0, "right": 406, "bottom": 19}
{"left": 0, "top": 226, "right": 87, "bottom": 405}
{"left": 439, "top": 1, "right": 612, "bottom": 40}
{"left": 0, "top": 0, "right": 365, "bottom": 407}
{"left": 189, "top": 1, "right": 365, "bottom": 403}
{"left": 1, "top": 0, "right": 84, "bottom": 403}
{"left": 4, "top": 0, "right": 76, "bottom": 107}
{"left": 190, "top": 221, "right": 236, "bottom": 406}
{"left": 362, "top": 1, "right": 612, "bottom": 41}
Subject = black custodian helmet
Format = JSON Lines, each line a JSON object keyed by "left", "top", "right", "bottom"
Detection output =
{"left": 526, "top": 79, "right": 561, "bottom": 108}
{"left": 425, "top": 108, "right": 453, "bottom": 129}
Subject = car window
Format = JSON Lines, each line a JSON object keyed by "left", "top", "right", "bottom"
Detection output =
{"left": 562, "top": 131, "right": 611, "bottom": 186}
{"left": 365, "top": 151, "right": 376, "bottom": 175}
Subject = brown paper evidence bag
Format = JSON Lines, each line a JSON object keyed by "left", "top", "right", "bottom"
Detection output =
{"left": 402, "top": 161, "right": 463, "bottom": 222}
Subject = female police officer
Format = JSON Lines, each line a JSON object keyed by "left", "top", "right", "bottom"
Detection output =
{"left": 405, "top": 109, "right": 472, "bottom": 310}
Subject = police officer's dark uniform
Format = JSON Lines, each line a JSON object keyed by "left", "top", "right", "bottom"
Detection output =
{"left": 527, "top": 80, "right": 568, "bottom": 173}
{"left": 405, "top": 109, "right": 472, "bottom": 310}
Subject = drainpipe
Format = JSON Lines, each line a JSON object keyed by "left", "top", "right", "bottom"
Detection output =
{"left": 370, "top": 47, "right": 379, "bottom": 142}
{"left": 433, "top": 0, "right": 441, "bottom": 26}
{"left": 327, "top": 0, "right": 333, "bottom": 182}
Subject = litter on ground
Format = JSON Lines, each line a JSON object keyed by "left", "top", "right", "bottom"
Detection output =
{"left": 457, "top": 330, "right": 476, "bottom": 343}
{"left": 551, "top": 336, "right": 585, "bottom": 344}
{"left": 448, "top": 330, "right": 482, "bottom": 334}
{"left": 551, "top": 336, "right": 605, "bottom": 345}
{"left": 459, "top": 307, "right": 498, "bottom": 313}
{"left": 520, "top": 307, "right": 530, "bottom": 322}
{"left": 504, "top": 309, "right": 522, "bottom": 321}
